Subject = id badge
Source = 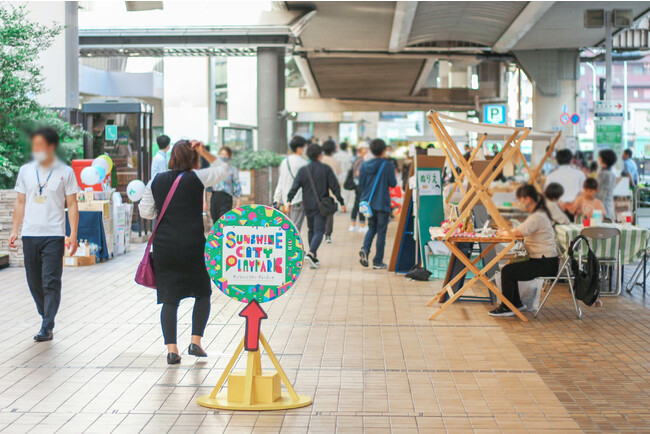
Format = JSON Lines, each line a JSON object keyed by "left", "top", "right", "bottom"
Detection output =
{"left": 34, "top": 194, "right": 47, "bottom": 204}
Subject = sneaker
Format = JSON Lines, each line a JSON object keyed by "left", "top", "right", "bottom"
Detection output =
{"left": 373, "top": 263, "right": 388, "bottom": 270}
{"left": 306, "top": 252, "right": 319, "bottom": 269}
{"left": 488, "top": 304, "right": 526, "bottom": 317}
{"left": 360, "top": 226, "right": 369, "bottom": 233}
{"left": 325, "top": 235, "right": 332, "bottom": 243}
{"left": 359, "top": 249, "right": 369, "bottom": 267}
{"left": 348, "top": 225, "right": 358, "bottom": 232}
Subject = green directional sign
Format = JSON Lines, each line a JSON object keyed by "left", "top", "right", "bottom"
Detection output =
{"left": 105, "top": 125, "right": 118, "bottom": 141}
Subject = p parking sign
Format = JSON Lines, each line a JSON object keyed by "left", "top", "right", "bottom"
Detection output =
{"left": 484, "top": 105, "right": 506, "bottom": 124}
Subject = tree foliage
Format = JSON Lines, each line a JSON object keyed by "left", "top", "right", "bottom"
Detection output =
{"left": 0, "top": 4, "right": 85, "bottom": 189}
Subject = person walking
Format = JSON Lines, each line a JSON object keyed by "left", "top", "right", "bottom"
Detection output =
{"left": 209, "top": 146, "right": 241, "bottom": 222}
{"left": 334, "top": 141, "right": 353, "bottom": 209}
{"left": 349, "top": 142, "right": 369, "bottom": 232}
{"left": 622, "top": 148, "right": 639, "bottom": 187}
{"left": 151, "top": 134, "right": 171, "bottom": 180}
{"left": 9, "top": 127, "right": 80, "bottom": 342}
{"left": 358, "top": 139, "right": 397, "bottom": 270}
{"left": 273, "top": 136, "right": 308, "bottom": 230}
{"left": 321, "top": 140, "right": 341, "bottom": 243}
{"left": 139, "top": 140, "right": 229, "bottom": 364}
{"left": 287, "top": 144, "right": 345, "bottom": 268}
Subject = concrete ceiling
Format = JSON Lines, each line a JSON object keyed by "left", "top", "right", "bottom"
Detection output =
{"left": 290, "top": 1, "right": 650, "bottom": 106}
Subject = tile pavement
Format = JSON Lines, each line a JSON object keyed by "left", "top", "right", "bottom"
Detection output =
{"left": 0, "top": 214, "right": 647, "bottom": 432}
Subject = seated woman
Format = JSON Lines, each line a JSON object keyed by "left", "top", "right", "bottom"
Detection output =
{"left": 491, "top": 185, "right": 559, "bottom": 317}
{"left": 139, "top": 140, "right": 229, "bottom": 364}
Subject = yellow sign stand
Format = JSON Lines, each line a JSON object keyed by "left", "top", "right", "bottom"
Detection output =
{"left": 197, "top": 332, "right": 312, "bottom": 410}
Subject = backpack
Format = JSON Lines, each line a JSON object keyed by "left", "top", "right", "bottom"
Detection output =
{"left": 343, "top": 168, "right": 356, "bottom": 190}
{"left": 568, "top": 235, "right": 600, "bottom": 306}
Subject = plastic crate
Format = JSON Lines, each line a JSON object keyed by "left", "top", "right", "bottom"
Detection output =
{"left": 426, "top": 254, "right": 450, "bottom": 280}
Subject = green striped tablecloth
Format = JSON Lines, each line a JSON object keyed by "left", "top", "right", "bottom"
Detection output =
{"left": 555, "top": 224, "right": 650, "bottom": 265}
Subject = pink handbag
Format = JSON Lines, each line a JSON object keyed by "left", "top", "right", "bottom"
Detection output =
{"left": 135, "top": 173, "right": 184, "bottom": 289}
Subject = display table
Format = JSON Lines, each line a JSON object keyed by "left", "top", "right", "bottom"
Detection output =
{"left": 555, "top": 223, "right": 650, "bottom": 266}
{"left": 428, "top": 235, "right": 527, "bottom": 321}
{"left": 65, "top": 211, "right": 109, "bottom": 260}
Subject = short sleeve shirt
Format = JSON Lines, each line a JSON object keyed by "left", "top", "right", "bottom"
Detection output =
{"left": 517, "top": 210, "right": 558, "bottom": 258}
{"left": 14, "top": 160, "right": 80, "bottom": 237}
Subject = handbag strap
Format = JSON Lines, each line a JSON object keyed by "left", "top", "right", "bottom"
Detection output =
{"left": 286, "top": 157, "right": 295, "bottom": 180}
{"left": 305, "top": 164, "right": 322, "bottom": 207}
{"left": 146, "top": 172, "right": 185, "bottom": 250}
{"left": 367, "top": 161, "right": 387, "bottom": 203}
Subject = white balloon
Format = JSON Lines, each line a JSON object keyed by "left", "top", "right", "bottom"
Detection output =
{"left": 92, "top": 157, "right": 110, "bottom": 174}
{"left": 126, "top": 179, "right": 146, "bottom": 202}
{"left": 80, "top": 166, "right": 101, "bottom": 185}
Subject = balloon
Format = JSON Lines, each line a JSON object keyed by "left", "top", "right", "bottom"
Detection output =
{"left": 98, "top": 154, "right": 113, "bottom": 172}
{"left": 126, "top": 179, "right": 146, "bottom": 202}
{"left": 80, "top": 166, "right": 101, "bottom": 185}
{"left": 92, "top": 157, "right": 110, "bottom": 174}
{"left": 95, "top": 166, "right": 106, "bottom": 182}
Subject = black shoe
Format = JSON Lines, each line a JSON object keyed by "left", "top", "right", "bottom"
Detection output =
{"left": 359, "top": 249, "right": 369, "bottom": 267}
{"left": 373, "top": 263, "right": 388, "bottom": 270}
{"left": 167, "top": 353, "right": 181, "bottom": 365}
{"left": 488, "top": 304, "right": 525, "bottom": 317}
{"left": 34, "top": 329, "right": 53, "bottom": 342}
{"left": 188, "top": 343, "right": 207, "bottom": 357}
{"left": 325, "top": 235, "right": 332, "bottom": 244}
{"left": 306, "top": 252, "right": 319, "bottom": 269}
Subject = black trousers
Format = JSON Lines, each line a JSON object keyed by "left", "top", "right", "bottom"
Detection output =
{"left": 161, "top": 296, "right": 211, "bottom": 345}
{"left": 22, "top": 236, "right": 65, "bottom": 331}
{"left": 350, "top": 185, "right": 365, "bottom": 224}
{"left": 307, "top": 212, "right": 327, "bottom": 257}
{"left": 501, "top": 257, "right": 559, "bottom": 307}
{"left": 210, "top": 191, "right": 234, "bottom": 222}
{"left": 325, "top": 214, "right": 334, "bottom": 237}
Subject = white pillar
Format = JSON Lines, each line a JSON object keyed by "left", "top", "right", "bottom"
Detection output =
{"left": 163, "top": 57, "right": 210, "bottom": 143}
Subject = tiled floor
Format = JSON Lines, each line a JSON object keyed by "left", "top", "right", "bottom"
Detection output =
{"left": 0, "top": 214, "right": 649, "bottom": 432}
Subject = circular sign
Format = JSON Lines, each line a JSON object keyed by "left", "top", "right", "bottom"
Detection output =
{"left": 570, "top": 113, "right": 580, "bottom": 124}
{"left": 205, "top": 205, "right": 303, "bottom": 304}
{"left": 560, "top": 113, "right": 570, "bottom": 125}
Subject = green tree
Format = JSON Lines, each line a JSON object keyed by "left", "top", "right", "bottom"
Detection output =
{"left": 0, "top": 4, "right": 85, "bottom": 189}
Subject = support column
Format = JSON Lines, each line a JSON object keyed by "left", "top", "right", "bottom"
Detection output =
{"left": 257, "top": 48, "right": 286, "bottom": 153}
{"left": 514, "top": 49, "right": 579, "bottom": 166}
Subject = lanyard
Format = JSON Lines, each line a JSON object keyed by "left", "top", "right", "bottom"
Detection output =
{"left": 36, "top": 166, "right": 54, "bottom": 195}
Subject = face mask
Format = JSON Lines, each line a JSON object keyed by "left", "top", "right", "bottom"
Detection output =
{"left": 32, "top": 151, "right": 48, "bottom": 163}
{"left": 220, "top": 156, "right": 230, "bottom": 163}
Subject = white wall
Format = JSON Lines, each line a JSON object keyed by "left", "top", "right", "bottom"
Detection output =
{"left": 226, "top": 57, "right": 258, "bottom": 127}
{"left": 24, "top": 1, "right": 78, "bottom": 109}
{"left": 163, "top": 57, "right": 210, "bottom": 142}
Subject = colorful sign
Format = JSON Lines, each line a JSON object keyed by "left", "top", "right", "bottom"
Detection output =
{"left": 570, "top": 113, "right": 580, "bottom": 124}
{"left": 594, "top": 100, "right": 624, "bottom": 156}
{"left": 105, "top": 124, "right": 117, "bottom": 141}
{"left": 205, "top": 205, "right": 303, "bottom": 304}
{"left": 484, "top": 104, "right": 506, "bottom": 124}
{"left": 418, "top": 169, "right": 442, "bottom": 196}
{"left": 560, "top": 113, "right": 570, "bottom": 125}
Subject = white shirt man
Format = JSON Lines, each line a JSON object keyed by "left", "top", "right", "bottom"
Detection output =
{"left": 10, "top": 127, "right": 80, "bottom": 342}
{"left": 273, "top": 136, "right": 308, "bottom": 230}
{"left": 151, "top": 134, "right": 171, "bottom": 180}
{"left": 544, "top": 165, "right": 585, "bottom": 202}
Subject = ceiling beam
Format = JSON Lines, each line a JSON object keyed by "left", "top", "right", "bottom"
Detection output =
{"left": 410, "top": 59, "right": 435, "bottom": 96}
{"left": 492, "top": 1, "right": 555, "bottom": 53}
{"left": 388, "top": 1, "right": 418, "bottom": 52}
{"left": 294, "top": 56, "right": 320, "bottom": 98}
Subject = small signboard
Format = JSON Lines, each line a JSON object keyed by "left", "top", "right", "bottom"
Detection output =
{"left": 105, "top": 125, "right": 118, "bottom": 141}
{"left": 514, "top": 119, "right": 525, "bottom": 128}
{"left": 418, "top": 169, "right": 442, "bottom": 196}
{"left": 560, "top": 113, "right": 570, "bottom": 125}
{"left": 570, "top": 113, "right": 580, "bottom": 124}
{"left": 594, "top": 100, "right": 624, "bottom": 155}
{"left": 484, "top": 105, "right": 506, "bottom": 124}
{"left": 239, "top": 170, "right": 252, "bottom": 196}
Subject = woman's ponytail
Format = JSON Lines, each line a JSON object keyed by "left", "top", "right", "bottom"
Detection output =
{"left": 515, "top": 184, "right": 552, "bottom": 220}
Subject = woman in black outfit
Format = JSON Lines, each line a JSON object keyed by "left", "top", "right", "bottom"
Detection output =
{"left": 139, "top": 140, "right": 228, "bottom": 364}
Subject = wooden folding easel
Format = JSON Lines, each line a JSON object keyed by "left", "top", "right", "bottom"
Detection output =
{"left": 425, "top": 111, "right": 530, "bottom": 321}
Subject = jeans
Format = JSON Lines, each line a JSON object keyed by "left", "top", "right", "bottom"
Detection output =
{"left": 290, "top": 201, "right": 306, "bottom": 232}
{"left": 306, "top": 213, "right": 327, "bottom": 257}
{"left": 210, "top": 191, "right": 233, "bottom": 222}
{"left": 350, "top": 186, "right": 366, "bottom": 224}
{"left": 501, "top": 257, "right": 559, "bottom": 307}
{"left": 362, "top": 210, "right": 389, "bottom": 265}
{"left": 22, "top": 236, "right": 65, "bottom": 331}
{"left": 161, "top": 296, "right": 211, "bottom": 345}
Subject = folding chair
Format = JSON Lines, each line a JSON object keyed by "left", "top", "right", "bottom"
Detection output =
{"left": 534, "top": 239, "right": 582, "bottom": 319}
{"left": 580, "top": 226, "right": 622, "bottom": 296}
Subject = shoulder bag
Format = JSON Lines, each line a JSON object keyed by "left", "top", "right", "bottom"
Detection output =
{"left": 358, "top": 160, "right": 386, "bottom": 219}
{"left": 135, "top": 172, "right": 184, "bottom": 289}
{"left": 305, "top": 165, "right": 338, "bottom": 216}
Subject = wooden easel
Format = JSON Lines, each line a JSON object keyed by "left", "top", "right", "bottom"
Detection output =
{"left": 425, "top": 111, "right": 530, "bottom": 321}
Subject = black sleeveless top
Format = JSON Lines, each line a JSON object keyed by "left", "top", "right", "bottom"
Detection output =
{"left": 151, "top": 170, "right": 211, "bottom": 303}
